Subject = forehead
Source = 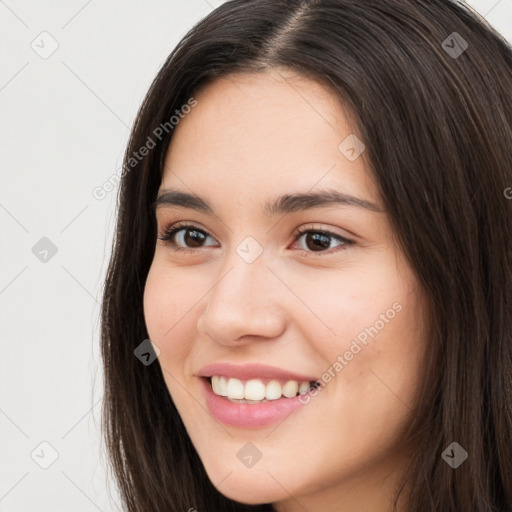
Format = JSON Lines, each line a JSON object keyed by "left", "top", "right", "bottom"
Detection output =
{"left": 161, "top": 69, "right": 381, "bottom": 210}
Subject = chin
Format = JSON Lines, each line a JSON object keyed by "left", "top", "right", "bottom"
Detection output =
{"left": 202, "top": 462, "right": 288, "bottom": 505}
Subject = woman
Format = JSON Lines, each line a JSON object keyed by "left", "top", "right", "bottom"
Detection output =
{"left": 100, "top": 0, "right": 512, "bottom": 510}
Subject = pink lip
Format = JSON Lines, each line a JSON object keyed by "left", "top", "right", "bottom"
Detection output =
{"left": 200, "top": 377, "right": 309, "bottom": 428}
{"left": 197, "top": 362, "right": 317, "bottom": 383}
{"left": 197, "top": 363, "right": 319, "bottom": 429}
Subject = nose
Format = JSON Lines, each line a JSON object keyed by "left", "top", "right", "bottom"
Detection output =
{"left": 196, "top": 250, "right": 287, "bottom": 346}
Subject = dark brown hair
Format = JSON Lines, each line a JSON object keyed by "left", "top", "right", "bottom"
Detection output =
{"left": 101, "top": 1, "right": 512, "bottom": 510}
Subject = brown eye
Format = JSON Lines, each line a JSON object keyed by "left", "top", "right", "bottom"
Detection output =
{"left": 291, "top": 228, "right": 354, "bottom": 256}
{"left": 177, "top": 228, "right": 208, "bottom": 247}
{"left": 302, "top": 232, "right": 332, "bottom": 251}
{"left": 158, "top": 223, "right": 217, "bottom": 251}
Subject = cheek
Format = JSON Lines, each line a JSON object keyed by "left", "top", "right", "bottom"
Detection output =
{"left": 287, "top": 291, "right": 425, "bottom": 486}
{"left": 307, "top": 261, "right": 426, "bottom": 424}
{"left": 143, "top": 264, "right": 169, "bottom": 341}
{"left": 293, "top": 266, "right": 407, "bottom": 362}
{"left": 322, "top": 284, "right": 426, "bottom": 445}
{"left": 143, "top": 262, "right": 202, "bottom": 416}
{"left": 143, "top": 261, "right": 197, "bottom": 363}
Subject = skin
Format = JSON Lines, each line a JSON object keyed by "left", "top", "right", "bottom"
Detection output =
{"left": 143, "top": 68, "right": 429, "bottom": 512}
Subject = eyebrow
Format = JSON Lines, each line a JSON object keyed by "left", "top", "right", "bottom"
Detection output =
{"left": 154, "top": 188, "right": 383, "bottom": 215}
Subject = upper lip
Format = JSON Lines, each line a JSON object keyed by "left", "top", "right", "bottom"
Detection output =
{"left": 197, "top": 362, "right": 318, "bottom": 382}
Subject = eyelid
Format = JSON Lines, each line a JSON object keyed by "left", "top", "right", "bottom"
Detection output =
{"left": 291, "top": 222, "right": 351, "bottom": 240}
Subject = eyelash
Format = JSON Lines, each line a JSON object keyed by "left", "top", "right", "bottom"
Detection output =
{"left": 157, "top": 221, "right": 355, "bottom": 257}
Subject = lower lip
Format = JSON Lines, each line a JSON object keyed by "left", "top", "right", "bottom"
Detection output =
{"left": 200, "top": 378, "right": 307, "bottom": 428}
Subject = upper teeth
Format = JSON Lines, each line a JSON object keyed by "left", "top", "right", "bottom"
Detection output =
{"left": 211, "top": 376, "right": 312, "bottom": 401}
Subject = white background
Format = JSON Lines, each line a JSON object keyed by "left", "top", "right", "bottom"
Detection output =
{"left": 1, "top": 1, "right": 511, "bottom": 510}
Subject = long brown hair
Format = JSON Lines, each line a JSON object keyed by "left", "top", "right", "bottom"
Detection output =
{"left": 101, "top": 1, "right": 512, "bottom": 510}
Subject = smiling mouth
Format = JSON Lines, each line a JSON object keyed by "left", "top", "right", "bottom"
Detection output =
{"left": 206, "top": 376, "right": 320, "bottom": 404}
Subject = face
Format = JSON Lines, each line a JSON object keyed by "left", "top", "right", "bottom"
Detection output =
{"left": 143, "top": 69, "right": 428, "bottom": 511}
